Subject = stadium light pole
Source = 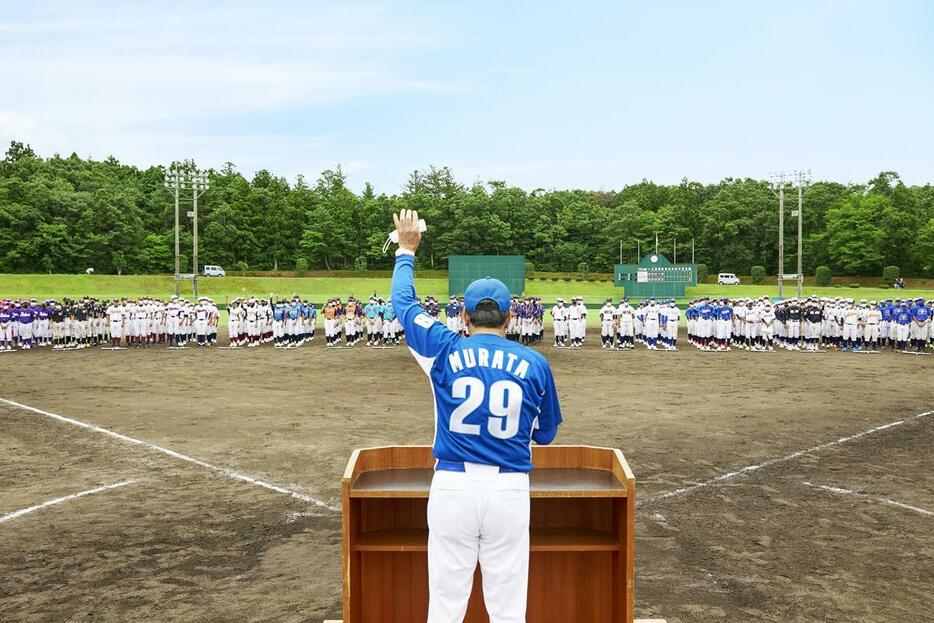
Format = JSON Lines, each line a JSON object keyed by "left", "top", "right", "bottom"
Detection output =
{"left": 770, "top": 170, "right": 810, "bottom": 299}
{"left": 164, "top": 166, "right": 209, "bottom": 299}
{"left": 793, "top": 170, "right": 811, "bottom": 300}
{"left": 163, "top": 168, "right": 187, "bottom": 298}
{"left": 770, "top": 172, "right": 788, "bottom": 298}
{"left": 190, "top": 171, "right": 210, "bottom": 300}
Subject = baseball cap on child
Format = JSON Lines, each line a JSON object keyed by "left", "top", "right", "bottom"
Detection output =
{"left": 464, "top": 277, "right": 511, "bottom": 313}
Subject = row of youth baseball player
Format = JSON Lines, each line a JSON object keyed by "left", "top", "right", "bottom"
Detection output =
{"left": 0, "top": 295, "right": 374, "bottom": 350}
{"left": 0, "top": 297, "right": 225, "bottom": 350}
{"left": 0, "top": 295, "right": 476, "bottom": 350}
{"left": 568, "top": 296, "right": 934, "bottom": 352}
{"left": 2, "top": 295, "right": 930, "bottom": 353}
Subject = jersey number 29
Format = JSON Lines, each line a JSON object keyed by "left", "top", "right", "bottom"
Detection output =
{"left": 450, "top": 377, "right": 522, "bottom": 440}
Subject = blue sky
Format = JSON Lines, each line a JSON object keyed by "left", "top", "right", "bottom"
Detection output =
{"left": 1, "top": 1, "right": 932, "bottom": 191}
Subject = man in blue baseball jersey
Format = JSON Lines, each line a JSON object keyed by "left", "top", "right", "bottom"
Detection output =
{"left": 390, "top": 210, "right": 562, "bottom": 623}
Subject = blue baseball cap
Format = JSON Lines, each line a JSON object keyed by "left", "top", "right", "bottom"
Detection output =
{"left": 464, "top": 277, "right": 511, "bottom": 313}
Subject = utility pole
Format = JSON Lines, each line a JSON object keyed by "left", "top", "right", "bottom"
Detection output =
{"left": 619, "top": 240, "right": 622, "bottom": 264}
{"left": 691, "top": 237, "right": 695, "bottom": 264}
{"left": 673, "top": 236, "right": 677, "bottom": 263}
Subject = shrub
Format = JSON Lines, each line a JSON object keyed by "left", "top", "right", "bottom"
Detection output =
{"left": 354, "top": 256, "right": 367, "bottom": 273}
{"left": 696, "top": 263, "right": 709, "bottom": 283}
{"left": 524, "top": 260, "right": 535, "bottom": 274}
{"left": 750, "top": 265, "right": 766, "bottom": 284}
{"left": 563, "top": 277, "right": 572, "bottom": 282}
{"left": 295, "top": 257, "right": 309, "bottom": 276}
{"left": 815, "top": 265, "right": 832, "bottom": 287}
{"left": 235, "top": 260, "right": 248, "bottom": 272}
{"left": 882, "top": 265, "right": 900, "bottom": 286}
{"left": 577, "top": 262, "right": 590, "bottom": 280}
{"left": 849, "top": 283, "right": 860, "bottom": 288}
{"left": 833, "top": 283, "right": 842, "bottom": 288}
{"left": 880, "top": 284, "right": 891, "bottom": 289}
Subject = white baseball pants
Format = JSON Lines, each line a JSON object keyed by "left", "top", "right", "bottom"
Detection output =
{"left": 427, "top": 465, "right": 530, "bottom": 623}
{"left": 666, "top": 321, "right": 678, "bottom": 340}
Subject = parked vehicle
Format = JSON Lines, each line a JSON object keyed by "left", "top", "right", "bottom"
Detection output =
{"left": 717, "top": 272, "right": 741, "bottom": 285}
{"left": 203, "top": 265, "right": 226, "bottom": 277}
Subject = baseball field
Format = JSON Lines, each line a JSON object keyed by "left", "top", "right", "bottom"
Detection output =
{"left": 0, "top": 325, "right": 931, "bottom": 622}
{"left": 1, "top": 273, "right": 932, "bottom": 308}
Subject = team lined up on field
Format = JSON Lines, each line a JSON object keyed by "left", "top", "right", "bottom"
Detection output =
{"left": 0, "top": 296, "right": 222, "bottom": 350}
{"left": 549, "top": 295, "right": 933, "bottom": 353}
{"left": 684, "top": 296, "right": 933, "bottom": 352}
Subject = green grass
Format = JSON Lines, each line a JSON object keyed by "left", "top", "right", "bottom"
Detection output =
{"left": 1, "top": 274, "right": 930, "bottom": 305}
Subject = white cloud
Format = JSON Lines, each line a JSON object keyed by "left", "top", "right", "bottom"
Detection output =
{"left": 0, "top": 1, "right": 458, "bottom": 178}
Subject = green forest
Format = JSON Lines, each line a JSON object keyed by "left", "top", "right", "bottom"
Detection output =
{"left": 1, "top": 141, "right": 933, "bottom": 277}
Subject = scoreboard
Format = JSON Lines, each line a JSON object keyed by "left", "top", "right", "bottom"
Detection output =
{"left": 636, "top": 265, "right": 693, "bottom": 284}
{"left": 615, "top": 254, "right": 697, "bottom": 298}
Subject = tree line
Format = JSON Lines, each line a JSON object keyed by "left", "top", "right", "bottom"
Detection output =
{"left": 1, "top": 141, "right": 932, "bottom": 277}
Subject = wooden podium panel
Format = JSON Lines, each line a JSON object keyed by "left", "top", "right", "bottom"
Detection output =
{"left": 342, "top": 446, "right": 635, "bottom": 623}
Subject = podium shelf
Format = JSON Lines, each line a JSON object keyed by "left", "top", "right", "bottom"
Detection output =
{"left": 351, "top": 467, "right": 628, "bottom": 498}
{"left": 355, "top": 527, "right": 427, "bottom": 552}
{"left": 354, "top": 527, "right": 620, "bottom": 553}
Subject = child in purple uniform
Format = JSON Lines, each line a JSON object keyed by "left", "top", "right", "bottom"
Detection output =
{"left": 17, "top": 302, "right": 36, "bottom": 350}
{"left": 0, "top": 303, "right": 13, "bottom": 351}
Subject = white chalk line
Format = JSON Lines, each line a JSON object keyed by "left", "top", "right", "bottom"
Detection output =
{"left": 802, "top": 482, "right": 934, "bottom": 518}
{"left": 0, "top": 397, "right": 340, "bottom": 513}
{"left": 638, "top": 409, "right": 934, "bottom": 508}
{"left": 0, "top": 480, "right": 138, "bottom": 524}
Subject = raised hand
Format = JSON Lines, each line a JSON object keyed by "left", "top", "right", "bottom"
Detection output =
{"left": 393, "top": 209, "right": 422, "bottom": 254}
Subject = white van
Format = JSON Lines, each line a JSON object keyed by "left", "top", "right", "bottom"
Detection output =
{"left": 717, "top": 273, "right": 740, "bottom": 285}
{"left": 203, "top": 265, "right": 226, "bottom": 277}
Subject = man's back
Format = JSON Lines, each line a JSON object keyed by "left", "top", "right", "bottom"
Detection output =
{"left": 389, "top": 209, "right": 562, "bottom": 623}
{"left": 391, "top": 257, "right": 560, "bottom": 473}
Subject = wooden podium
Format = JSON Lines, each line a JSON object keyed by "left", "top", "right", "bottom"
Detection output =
{"left": 341, "top": 446, "right": 635, "bottom": 622}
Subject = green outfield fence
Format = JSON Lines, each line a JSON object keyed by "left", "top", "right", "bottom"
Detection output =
{"left": 447, "top": 255, "right": 525, "bottom": 296}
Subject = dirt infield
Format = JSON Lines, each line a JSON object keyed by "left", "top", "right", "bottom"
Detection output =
{"left": 0, "top": 333, "right": 932, "bottom": 622}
